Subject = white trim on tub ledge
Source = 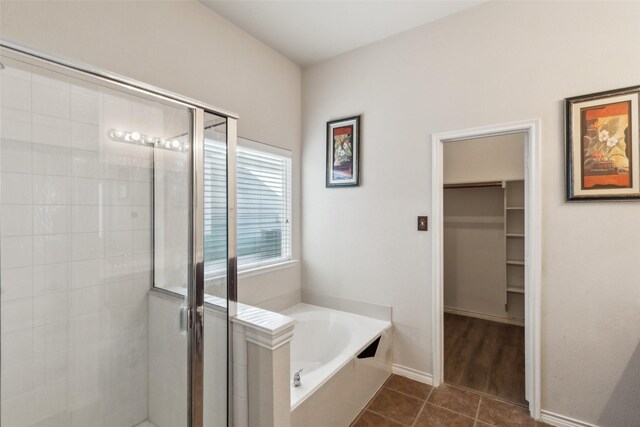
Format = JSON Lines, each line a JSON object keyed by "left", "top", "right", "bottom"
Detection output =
{"left": 233, "top": 305, "right": 297, "bottom": 351}
{"left": 392, "top": 364, "right": 433, "bottom": 385}
{"left": 540, "top": 410, "right": 598, "bottom": 427}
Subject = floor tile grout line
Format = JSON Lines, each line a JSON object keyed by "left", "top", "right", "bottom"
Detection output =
{"left": 365, "top": 384, "right": 431, "bottom": 427}
{"left": 441, "top": 382, "right": 487, "bottom": 407}
{"left": 366, "top": 408, "right": 413, "bottom": 426}
{"left": 447, "top": 380, "right": 535, "bottom": 425}
{"left": 446, "top": 381, "right": 527, "bottom": 409}
{"left": 385, "top": 385, "right": 431, "bottom": 402}
{"left": 411, "top": 399, "right": 428, "bottom": 427}
{"left": 427, "top": 383, "right": 483, "bottom": 420}
{"left": 421, "top": 398, "right": 477, "bottom": 422}
{"left": 351, "top": 374, "right": 425, "bottom": 426}
{"left": 351, "top": 380, "right": 389, "bottom": 426}
{"left": 410, "top": 387, "right": 434, "bottom": 427}
{"left": 474, "top": 396, "right": 483, "bottom": 425}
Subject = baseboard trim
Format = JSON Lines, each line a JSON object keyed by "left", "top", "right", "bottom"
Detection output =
{"left": 540, "top": 410, "right": 597, "bottom": 427}
{"left": 392, "top": 364, "right": 433, "bottom": 385}
{"left": 444, "top": 306, "right": 524, "bottom": 327}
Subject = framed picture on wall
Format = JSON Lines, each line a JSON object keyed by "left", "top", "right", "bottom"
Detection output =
{"left": 566, "top": 86, "right": 640, "bottom": 201}
{"left": 326, "top": 115, "right": 360, "bottom": 187}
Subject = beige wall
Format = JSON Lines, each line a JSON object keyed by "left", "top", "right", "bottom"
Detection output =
{"left": 302, "top": 1, "right": 640, "bottom": 424}
{"left": 0, "top": 0, "right": 302, "bottom": 306}
{"left": 443, "top": 133, "right": 525, "bottom": 184}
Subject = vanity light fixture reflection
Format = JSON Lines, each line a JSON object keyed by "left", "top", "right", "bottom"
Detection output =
{"left": 107, "top": 128, "right": 188, "bottom": 152}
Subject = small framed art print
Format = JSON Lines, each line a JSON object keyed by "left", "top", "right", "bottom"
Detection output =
{"left": 326, "top": 115, "right": 360, "bottom": 187}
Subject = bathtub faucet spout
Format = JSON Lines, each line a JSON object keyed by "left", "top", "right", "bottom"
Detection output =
{"left": 292, "top": 369, "right": 303, "bottom": 387}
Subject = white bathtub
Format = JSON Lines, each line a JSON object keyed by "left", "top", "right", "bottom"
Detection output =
{"left": 282, "top": 303, "right": 392, "bottom": 426}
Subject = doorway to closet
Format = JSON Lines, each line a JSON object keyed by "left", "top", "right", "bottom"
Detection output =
{"left": 442, "top": 133, "right": 526, "bottom": 405}
{"left": 430, "top": 119, "right": 542, "bottom": 418}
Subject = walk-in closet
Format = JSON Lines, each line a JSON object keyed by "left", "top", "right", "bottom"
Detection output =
{"left": 442, "top": 133, "right": 527, "bottom": 406}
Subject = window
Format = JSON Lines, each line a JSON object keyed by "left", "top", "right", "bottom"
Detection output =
{"left": 204, "top": 136, "right": 292, "bottom": 277}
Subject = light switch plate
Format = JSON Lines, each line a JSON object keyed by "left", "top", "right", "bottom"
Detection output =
{"left": 417, "top": 216, "right": 428, "bottom": 231}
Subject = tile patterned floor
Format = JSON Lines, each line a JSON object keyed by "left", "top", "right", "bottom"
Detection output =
{"left": 351, "top": 375, "right": 552, "bottom": 427}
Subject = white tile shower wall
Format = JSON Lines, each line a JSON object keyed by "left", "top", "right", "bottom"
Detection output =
{"left": 148, "top": 292, "right": 235, "bottom": 427}
{"left": 0, "top": 65, "right": 154, "bottom": 427}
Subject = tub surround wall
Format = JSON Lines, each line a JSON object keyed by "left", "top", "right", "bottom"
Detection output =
{"left": 301, "top": 1, "right": 640, "bottom": 425}
{"left": 0, "top": 0, "right": 302, "bottom": 309}
{"left": 247, "top": 343, "right": 292, "bottom": 427}
{"left": 235, "top": 303, "right": 296, "bottom": 427}
{"left": 301, "top": 290, "right": 392, "bottom": 322}
{"left": 254, "top": 288, "right": 302, "bottom": 313}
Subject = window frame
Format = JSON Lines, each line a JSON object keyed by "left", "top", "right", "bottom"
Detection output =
{"left": 203, "top": 137, "right": 293, "bottom": 280}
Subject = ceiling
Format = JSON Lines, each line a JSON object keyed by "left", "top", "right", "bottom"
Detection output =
{"left": 199, "top": 1, "right": 484, "bottom": 66}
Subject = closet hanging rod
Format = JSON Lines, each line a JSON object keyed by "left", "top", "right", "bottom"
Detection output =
{"left": 443, "top": 181, "right": 503, "bottom": 189}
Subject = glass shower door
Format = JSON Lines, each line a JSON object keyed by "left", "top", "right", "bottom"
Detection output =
{"left": 1, "top": 45, "right": 236, "bottom": 427}
{"left": 0, "top": 50, "right": 194, "bottom": 427}
{"left": 149, "top": 96, "right": 200, "bottom": 426}
{"left": 148, "top": 90, "right": 236, "bottom": 427}
{"left": 200, "top": 111, "right": 235, "bottom": 427}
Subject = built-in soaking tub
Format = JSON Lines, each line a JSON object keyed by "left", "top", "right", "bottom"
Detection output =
{"left": 282, "top": 303, "right": 392, "bottom": 426}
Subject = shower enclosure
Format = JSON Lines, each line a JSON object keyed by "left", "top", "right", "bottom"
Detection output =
{"left": 0, "top": 43, "right": 236, "bottom": 427}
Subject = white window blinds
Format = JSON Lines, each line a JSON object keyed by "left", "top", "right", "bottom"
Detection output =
{"left": 204, "top": 136, "right": 292, "bottom": 276}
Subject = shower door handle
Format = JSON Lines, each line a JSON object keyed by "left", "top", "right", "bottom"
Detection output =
{"left": 180, "top": 305, "right": 189, "bottom": 332}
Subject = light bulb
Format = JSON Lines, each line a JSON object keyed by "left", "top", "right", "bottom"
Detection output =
{"left": 171, "top": 140, "right": 181, "bottom": 149}
{"left": 130, "top": 132, "right": 141, "bottom": 141}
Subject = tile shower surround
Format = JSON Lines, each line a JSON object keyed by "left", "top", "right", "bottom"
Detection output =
{"left": 1, "top": 64, "right": 155, "bottom": 426}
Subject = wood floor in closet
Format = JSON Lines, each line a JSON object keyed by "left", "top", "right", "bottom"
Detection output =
{"left": 444, "top": 312, "right": 526, "bottom": 406}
